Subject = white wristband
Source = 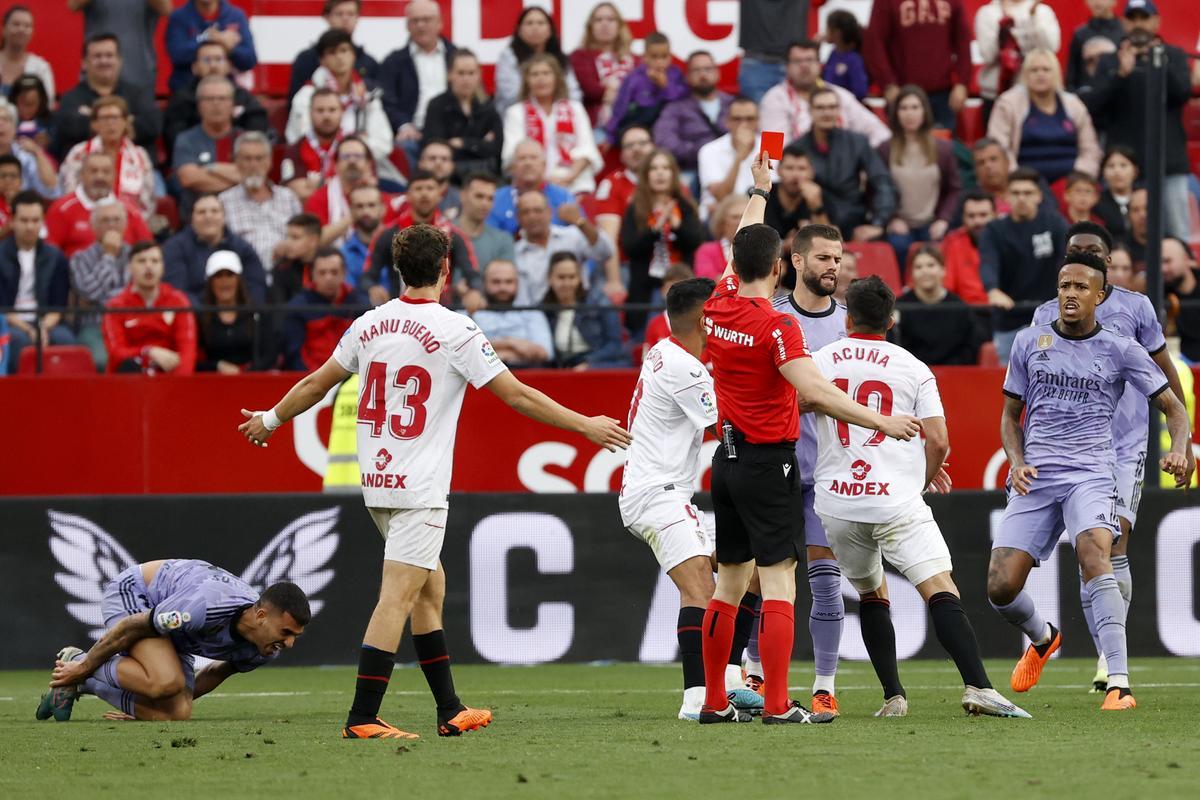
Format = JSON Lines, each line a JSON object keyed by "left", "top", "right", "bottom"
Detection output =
{"left": 261, "top": 408, "right": 282, "bottom": 431}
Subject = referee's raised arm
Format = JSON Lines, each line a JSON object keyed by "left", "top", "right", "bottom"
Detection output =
{"left": 718, "top": 152, "right": 773, "bottom": 281}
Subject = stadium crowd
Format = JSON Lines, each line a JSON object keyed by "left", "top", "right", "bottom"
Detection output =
{"left": 1, "top": 0, "right": 1199, "bottom": 376}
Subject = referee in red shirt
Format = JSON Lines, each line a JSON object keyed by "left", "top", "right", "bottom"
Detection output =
{"left": 699, "top": 152, "right": 921, "bottom": 725}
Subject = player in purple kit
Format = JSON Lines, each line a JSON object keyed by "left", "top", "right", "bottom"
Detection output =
{"left": 1030, "top": 222, "right": 1195, "bottom": 691}
{"left": 988, "top": 250, "right": 1192, "bottom": 712}
{"left": 38, "top": 559, "right": 310, "bottom": 722}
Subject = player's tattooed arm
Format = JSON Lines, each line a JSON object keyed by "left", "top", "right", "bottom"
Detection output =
{"left": 1000, "top": 394, "right": 1036, "bottom": 495}
{"left": 1153, "top": 389, "right": 1194, "bottom": 488}
{"left": 192, "top": 661, "right": 238, "bottom": 699}
{"left": 49, "top": 612, "right": 157, "bottom": 688}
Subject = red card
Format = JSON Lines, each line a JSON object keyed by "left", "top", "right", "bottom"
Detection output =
{"left": 760, "top": 131, "right": 784, "bottom": 161}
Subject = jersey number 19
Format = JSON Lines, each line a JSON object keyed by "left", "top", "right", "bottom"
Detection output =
{"left": 357, "top": 361, "right": 432, "bottom": 439}
{"left": 832, "top": 378, "right": 893, "bottom": 447}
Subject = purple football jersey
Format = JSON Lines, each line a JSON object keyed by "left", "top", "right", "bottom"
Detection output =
{"left": 1032, "top": 288, "right": 1167, "bottom": 460}
{"left": 1003, "top": 322, "right": 1169, "bottom": 472}
{"left": 144, "top": 559, "right": 272, "bottom": 672}
{"left": 772, "top": 293, "right": 847, "bottom": 483}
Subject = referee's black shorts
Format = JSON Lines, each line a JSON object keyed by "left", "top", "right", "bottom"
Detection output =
{"left": 711, "top": 439, "right": 802, "bottom": 567}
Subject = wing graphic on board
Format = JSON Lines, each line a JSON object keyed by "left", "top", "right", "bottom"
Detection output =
{"left": 48, "top": 511, "right": 138, "bottom": 640}
{"left": 239, "top": 507, "right": 340, "bottom": 617}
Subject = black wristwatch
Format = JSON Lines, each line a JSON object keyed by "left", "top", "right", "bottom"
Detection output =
{"left": 749, "top": 187, "right": 770, "bottom": 201}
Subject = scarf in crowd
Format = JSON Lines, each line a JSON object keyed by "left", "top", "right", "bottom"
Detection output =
{"left": 647, "top": 203, "right": 683, "bottom": 280}
{"left": 64, "top": 136, "right": 152, "bottom": 213}
{"left": 525, "top": 100, "right": 576, "bottom": 169}
{"left": 300, "top": 129, "right": 344, "bottom": 180}
{"left": 595, "top": 51, "right": 635, "bottom": 83}
{"left": 310, "top": 66, "right": 370, "bottom": 136}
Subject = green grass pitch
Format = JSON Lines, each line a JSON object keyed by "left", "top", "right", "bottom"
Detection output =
{"left": 3, "top": 659, "right": 1198, "bottom": 799}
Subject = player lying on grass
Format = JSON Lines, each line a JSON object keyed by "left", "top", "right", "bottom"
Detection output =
{"left": 39, "top": 559, "right": 310, "bottom": 722}
{"left": 238, "top": 224, "right": 631, "bottom": 740}
{"left": 988, "top": 250, "right": 1192, "bottom": 712}
{"left": 808, "top": 275, "right": 1029, "bottom": 719}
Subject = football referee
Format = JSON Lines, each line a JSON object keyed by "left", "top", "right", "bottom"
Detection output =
{"left": 699, "top": 152, "right": 922, "bottom": 725}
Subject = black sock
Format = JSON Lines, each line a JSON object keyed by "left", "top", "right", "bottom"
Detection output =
{"left": 347, "top": 644, "right": 395, "bottom": 726}
{"left": 928, "top": 592, "right": 992, "bottom": 689}
{"left": 412, "top": 630, "right": 463, "bottom": 717}
{"left": 728, "top": 592, "right": 760, "bottom": 666}
{"left": 859, "top": 598, "right": 905, "bottom": 699}
{"left": 677, "top": 606, "right": 706, "bottom": 690}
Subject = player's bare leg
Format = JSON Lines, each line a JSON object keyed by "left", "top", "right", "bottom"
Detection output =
{"left": 669, "top": 556, "right": 717, "bottom": 720}
{"left": 987, "top": 547, "right": 1060, "bottom": 693}
{"left": 699, "top": 560, "right": 754, "bottom": 723}
{"left": 1075, "top": 529, "right": 1135, "bottom": 710}
{"left": 806, "top": 543, "right": 843, "bottom": 716}
{"left": 343, "top": 560, "right": 429, "bottom": 740}
{"left": 409, "top": 562, "right": 491, "bottom": 736}
{"left": 43, "top": 636, "right": 191, "bottom": 722}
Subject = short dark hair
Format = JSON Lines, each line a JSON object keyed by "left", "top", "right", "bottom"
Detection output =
{"left": 972, "top": 136, "right": 1004, "bottom": 154}
{"left": 313, "top": 245, "right": 346, "bottom": 270}
{"left": 83, "top": 31, "right": 120, "bottom": 57}
{"left": 792, "top": 223, "right": 842, "bottom": 257}
{"left": 728, "top": 95, "right": 757, "bottom": 111}
{"left": 1062, "top": 249, "right": 1108, "bottom": 282}
{"left": 686, "top": 50, "right": 714, "bottom": 65}
{"left": 619, "top": 123, "right": 652, "bottom": 146}
{"left": 316, "top": 28, "right": 355, "bottom": 56}
{"left": 407, "top": 168, "right": 440, "bottom": 186}
{"left": 1067, "top": 220, "right": 1113, "bottom": 252}
{"left": 645, "top": 32, "right": 670, "bottom": 48}
{"left": 258, "top": 582, "right": 312, "bottom": 626}
{"left": 311, "top": 86, "right": 341, "bottom": 105}
{"left": 845, "top": 275, "right": 895, "bottom": 333}
{"left": 1007, "top": 167, "right": 1042, "bottom": 188}
{"left": 1165, "top": 236, "right": 1196, "bottom": 261}
{"left": 960, "top": 188, "right": 995, "bottom": 210}
{"left": 11, "top": 189, "right": 43, "bottom": 214}
{"left": 323, "top": 0, "right": 360, "bottom": 14}
{"left": 129, "top": 240, "right": 161, "bottom": 260}
{"left": 463, "top": 171, "right": 500, "bottom": 188}
{"left": 420, "top": 138, "right": 453, "bottom": 157}
{"left": 0, "top": 153, "right": 21, "bottom": 171}
{"left": 809, "top": 85, "right": 839, "bottom": 106}
{"left": 666, "top": 277, "right": 715, "bottom": 332}
{"left": 786, "top": 39, "right": 821, "bottom": 57}
{"left": 781, "top": 140, "right": 810, "bottom": 161}
{"left": 1065, "top": 170, "right": 1099, "bottom": 191}
{"left": 393, "top": 224, "right": 450, "bottom": 288}
{"left": 1102, "top": 144, "right": 1139, "bottom": 173}
{"left": 731, "top": 224, "right": 781, "bottom": 281}
{"left": 287, "top": 213, "right": 322, "bottom": 237}
{"left": 825, "top": 10, "right": 863, "bottom": 50}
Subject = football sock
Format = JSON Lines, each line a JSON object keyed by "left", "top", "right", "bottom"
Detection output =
{"left": 807, "top": 560, "right": 844, "bottom": 688}
{"left": 859, "top": 597, "right": 905, "bottom": 699}
{"left": 677, "top": 606, "right": 706, "bottom": 690}
{"left": 347, "top": 644, "right": 395, "bottom": 727}
{"left": 1086, "top": 574, "right": 1129, "bottom": 687}
{"left": 1079, "top": 574, "right": 1104, "bottom": 657}
{"left": 82, "top": 656, "right": 135, "bottom": 717}
{"left": 728, "top": 592, "right": 760, "bottom": 666}
{"left": 928, "top": 592, "right": 992, "bottom": 689}
{"left": 989, "top": 591, "right": 1050, "bottom": 644}
{"left": 746, "top": 616, "right": 761, "bottom": 665}
{"left": 701, "top": 599, "right": 737, "bottom": 710}
{"left": 759, "top": 600, "right": 795, "bottom": 716}
{"left": 1111, "top": 555, "right": 1132, "bottom": 615}
{"left": 412, "top": 630, "right": 462, "bottom": 717}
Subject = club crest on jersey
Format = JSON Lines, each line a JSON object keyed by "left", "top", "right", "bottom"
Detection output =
{"left": 374, "top": 448, "right": 392, "bottom": 471}
{"left": 1037, "top": 335, "right": 1053, "bottom": 350}
{"left": 850, "top": 459, "right": 872, "bottom": 481}
{"left": 1090, "top": 356, "right": 1113, "bottom": 376}
{"left": 156, "top": 610, "right": 191, "bottom": 630}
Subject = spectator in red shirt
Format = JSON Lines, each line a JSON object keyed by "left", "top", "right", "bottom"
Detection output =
{"left": 45, "top": 150, "right": 151, "bottom": 257}
{"left": 280, "top": 88, "right": 345, "bottom": 203}
{"left": 282, "top": 246, "right": 366, "bottom": 371}
{"left": 104, "top": 240, "right": 197, "bottom": 375}
{"left": 929, "top": 189, "right": 993, "bottom": 305}
{"left": 639, "top": 262, "right": 695, "bottom": 364}
{"left": 1063, "top": 171, "right": 1103, "bottom": 225}
{"left": 305, "top": 135, "right": 377, "bottom": 245}
{"left": 0, "top": 153, "right": 21, "bottom": 239}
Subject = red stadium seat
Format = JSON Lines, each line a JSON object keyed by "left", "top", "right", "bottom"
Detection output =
{"left": 1189, "top": 141, "right": 1200, "bottom": 178}
{"left": 956, "top": 99, "right": 984, "bottom": 146}
{"left": 977, "top": 341, "right": 1000, "bottom": 368}
{"left": 155, "top": 194, "right": 180, "bottom": 234}
{"left": 843, "top": 241, "right": 901, "bottom": 294}
{"left": 1183, "top": 99, "right": 1200, "bottom": 142}
{"left": 17, "top": 345, "right": 96, "bottom": 375}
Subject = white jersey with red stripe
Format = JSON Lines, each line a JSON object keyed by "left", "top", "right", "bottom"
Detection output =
{"left": 332, "top": 296, "right": 507, "bottom": 509}
{"left": 811, "top": 334, "right": 944, "bottom": 523}
{"left": 618, "top": 337, "right": 717, "bottom": 525}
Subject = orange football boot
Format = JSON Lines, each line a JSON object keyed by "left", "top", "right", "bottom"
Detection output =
{"left": 342, "top": 717, "right": 420, "bottom": 739}
{"left": 811, "top": 691, "right": 840, "bottom": 717}
{"left": 438, "top": 706, "right": 493, "bottom": 737}
{"left": 1010, "top": 624, "right": 1061, "bottom": 692}
{"left": 1100, "top": 688, "right": 1137, "bottom": 711}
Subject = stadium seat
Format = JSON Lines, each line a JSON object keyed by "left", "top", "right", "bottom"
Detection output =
{"left": 155, "top": 194, "right": 180, "bottom": 233}
{"left": 843, "top": 241, "right": 901, "bottom": 294}
{"left": 1183, "top": 99, "right": 1200, "bottom": 141}
{"left": 17, "top": 345, "right": 96, "bottom": 375}
{"left": 1188, "top": 141, "right": 1200, "bottom": 178}
{"left": 977, "top": 341, "right": 1000, "bottom": 368}
{"left": 956, "top": 99, "right": 984, "bottom": 146}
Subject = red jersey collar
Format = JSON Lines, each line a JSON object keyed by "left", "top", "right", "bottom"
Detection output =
{"left": 848, "top": 333, "right": 886, "bottom": 341}
{"left": 400, "top": 295, "right": 437, "bottom": 304}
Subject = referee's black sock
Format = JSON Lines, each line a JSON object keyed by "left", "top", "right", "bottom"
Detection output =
{"left": 677, "top": 606, "right": 706, "bottom": 690}
{"left": 347, "top": 644, "right": 395, "bottom": 727}
{"left": 728, "top": 592, "right": 761, "bottom": 666}
{"left": 859, "top": 597, "right": 905, "bottom": 699}
{"left": 413, "top": 629, "right": 463, "bottom": 717}
{"left": 929, "top": 592, "right": 992, "bottom": 689}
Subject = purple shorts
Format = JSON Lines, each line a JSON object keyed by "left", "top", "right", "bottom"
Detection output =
{"left": 100, "top": 565, "right": 196, "bottom": 693}
{"left": 800, "top": 483, "right": 829, "bottom": 549}
{"left": 993, "top": 469, "right": 1120, "bottom": 563}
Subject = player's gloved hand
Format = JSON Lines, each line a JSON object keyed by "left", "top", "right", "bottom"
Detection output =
{"left": 1009, "top": 464, "right": 1038, "bottom": 496}
{"left": 878, "top": 414, "right": 922, "bottom": 441}
{"left": 1160, "top": 451, "right": 1190, "bottom": 488}
{"left": 581, "top": 415, "right": 633, "bottom": 452}
{"left": 50, "top": 656, "right": 92, "bottom": 688}
{"left": 239, "top": 409, "right": 274, "bottom": 448}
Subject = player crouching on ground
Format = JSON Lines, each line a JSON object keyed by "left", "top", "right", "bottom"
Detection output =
{"left": 988, "top": 250, "right": 1192, "bottom": 712}
{"left": 809, "top": 276, "right": 1029, "bottom": 719}
{"left": 39, "top": 560, "right": 309, "bottom": 722}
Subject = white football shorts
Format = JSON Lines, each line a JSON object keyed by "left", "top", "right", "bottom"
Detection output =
{"left": 625, "top": 491, "right": 714, "bottom": 573}
{"left": 819, "top": 502, "right": 952, "bottom": 593}
{"left": 368, "top": 506, "right": 448, "bottom": 570}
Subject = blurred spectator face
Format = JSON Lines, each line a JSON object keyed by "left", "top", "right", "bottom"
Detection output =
{"left": 321, "top": 42, "right": 357, "bottom": 81}
{"left": 235, "top": 139, "right": 272, "bottom": 188}
{"left": 725, "top": 101, "right": 759, "bottom": 137}
{"left": 643, "top": 41, "right": 672, "bottom": 78}
{"left": 0, "top": 111, "right": 14, "bottom": 150}
{"left": 84, "top": 38, "right": 121, "bottom": 87}
{"left": 518, "top": 9, "right": 552, "bottom": 50}
{"left": 335, "top": 140, "right": 370, "bottom": 185}
{"left": 91, "top": 201, "right": 127, "bottom": 240}
{"left": 910, "top": 252, "right": 947, "bottom": 295}
{"left": 1065, "top": 179, "right": 1099, "bottom": 216}
{"left": 834, "top": 252, "right": 857, "bottom": 302}
{"left": 461, "top": 177, "right": 497, "bottom": 222}
{"left": 1108, "top": 249, "right": 1133, "bottom": 288}
{"left": 962, "top": 198, "right": 996, "bottom": 238}
{"left": 777, "top": 152, "right": 813, "bottom": 195}
{"left": 1007, "top": 178, "right": 1041, "bottom": 221}
{"left": 1082, "top": 37, "right": 1116, "bottom": 78}
{"left": 619, "top": 127, "right": 653, "bottom": 172}
{"left": 719, "top": 197, "right": 748, "bottom": 240}
{"left": 1161, "top": 239, "right": 1195, "bottom": 283}
{"left": 512, "top": 141, "right": 548, "bottom": 188}
{"left": 130, "top": 246, "right": 164, "bottom": 291}
{"left": 548, "top": 257, "right": 583, "bottom": 304}
{"left": 516, "top": 191, "right": 551, "bottom": 238}
{"left": 191, "top": 196, "right": 226, "bottom": 242}
{"left": 349, "top": 186, "right": 383, "bottom": 236}
{"left": 1129, "top": 189, "right": 1148, "bottom": 241}
{"left": 1067, "top": 233, "right": 1107, "bottom": 259}
{"left": 1125, "top": 9, "right": 1160, "bottom": 39}
{"left": 1086, "top": 0, "right": 1116, "bottom": 15}
{"left": 685, "top": 53, "right": 718, "bottom": 95}
{"left": 1021, "top": 53, "right": 1059, "bottom": 95}
{"left": 193, "top": 42, "right": 231, "bottom": 78}
{"left": 311, "top": 93, "right": 344, "bottom": 140}
{"left": 644, "top": 152, "right": 675, "bottom": 195}
{"left": 588, "top": 4, "right": 620, "bottom": 47}
{"left": 809, "top": 92, "right": 840, "bottom": 133}
{"left": 418, "top": 143, "right": 455, "bottom": 182}
{"left": 406, "top": 0, "right": 443, "bottom": 50}
{"left": 326, "top": 0, "right": 360, "bottom": 34}
{"left": 197, "top": 80, "right": 236, "bottom": 128}
{"left": 3, "top": 8, "right": 32, "bottom": 51}
{"left": 0, "top": 161, "right": 21, "bottom": 201}
{"left": 484, "top": 260, "right": 519, "bottom": 304}
{"left": 209, "top": 269, "right": 240, "bottom": 303}
{"left": 284, "top": 223, "right": 320, "bottom": 262}
{"left": 311, "top": 254, "right": 347, "bottom": 300}
{"left": 973, "top": 144, "right": 1010, "bottom": 193}
{"left": 14, "top": 86, "right": 41, "bottom": 122}
{"left": 785, "top": 44, "right": 821, "bottom": 90}
{"left": 1102, "top": 151, "right": 1136, "bottom": 194}
{"left": 449, "top": 54, "right": 481, "bottom": 99}
{"left": 91, "top": 104, "right": 129, "bottom": 147}
{"left": 407, "top": 177, "right": 442, "bottom": 218}
{"left": 896, "top": 94, "right": 925, "bottom": 133}
{"left": 81, "top": 153, "right": 116, "bottom": 200}
{"left": 12, "top": 199, "right": 42, "bottom": 248}
{"left": 526, "top": 61, "right": 557, "bottom": 102}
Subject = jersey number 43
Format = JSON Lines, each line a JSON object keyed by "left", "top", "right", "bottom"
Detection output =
{"left": 357, "top": 361, "right": 432, "bottom": 439}
{"left": 832, "top": 378, "right": 893, "bottom": 447}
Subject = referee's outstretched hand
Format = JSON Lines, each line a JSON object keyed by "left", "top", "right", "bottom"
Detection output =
{"left": 878, "top": 414, "right": 922, "bottom": 442}
{"left": 581, "top": 415, "right": 633, "bottom": 452}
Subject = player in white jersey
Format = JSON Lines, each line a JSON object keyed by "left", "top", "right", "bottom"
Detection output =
{"left": 810, "top": 276, "right": 1029, "bottom": 719}
{"left": 238, "top": 227, "right": 631, "bottom": 740}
